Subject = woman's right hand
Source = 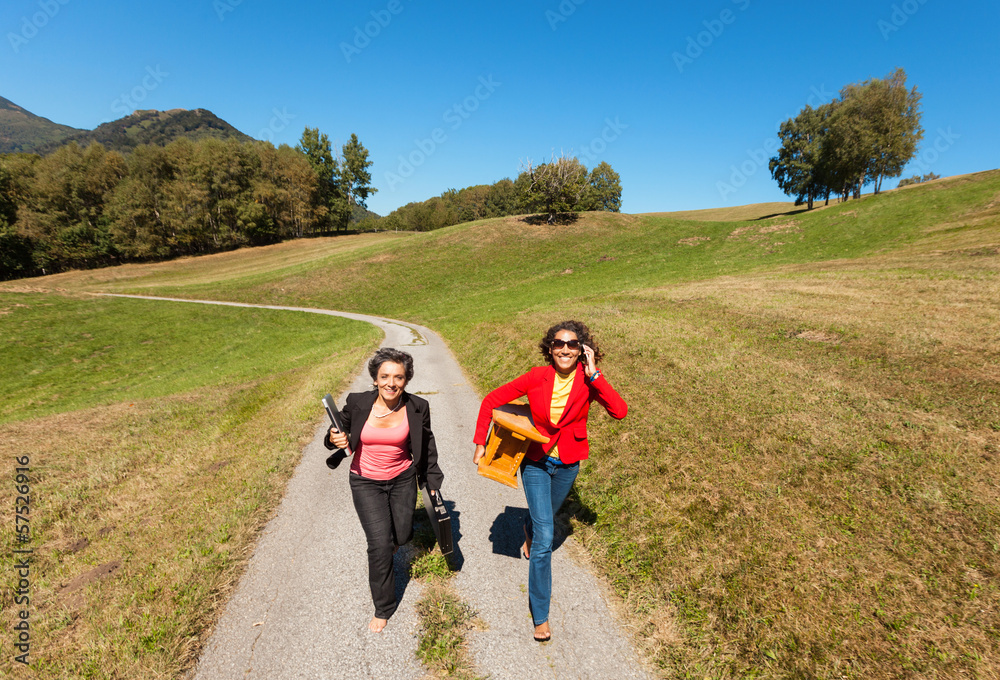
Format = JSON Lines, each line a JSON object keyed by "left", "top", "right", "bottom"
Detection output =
{"left": 473, "top": 444, "right": 486, "bottom": 466}
{"left": 329, "top": 427, "right": 349, "bottom": 450}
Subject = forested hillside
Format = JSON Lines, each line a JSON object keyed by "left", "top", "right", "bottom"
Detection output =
{"left": 0, "top": 96, "right": 82, "bottom": 154}
{"left": 32, "top": 108, "right": 253, "bottom": 155}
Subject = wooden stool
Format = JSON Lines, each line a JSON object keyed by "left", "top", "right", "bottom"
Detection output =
{"left": 477, "top": 403, "right": 549, "bottom": 489}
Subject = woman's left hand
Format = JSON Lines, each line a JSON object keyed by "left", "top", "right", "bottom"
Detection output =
{"left": 581, "top": 344, "right": 596, "bottom": 379}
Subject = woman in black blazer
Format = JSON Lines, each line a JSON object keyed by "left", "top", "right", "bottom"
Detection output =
{"left": 324, "top": 347, "right": 444, "bottom": 632}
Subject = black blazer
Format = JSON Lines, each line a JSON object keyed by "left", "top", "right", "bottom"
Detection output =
{"left": 323, "top": 390, "right": 444, "bottom": 491}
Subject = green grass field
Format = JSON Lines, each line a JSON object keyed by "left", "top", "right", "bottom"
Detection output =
{"left": 2, "top": 170, "right": 998, "bottom": 678}
{"left": 0, "top": 295, "right": 380, "bottom": 677}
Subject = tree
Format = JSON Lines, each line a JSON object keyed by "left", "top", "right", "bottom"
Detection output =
{"left": 582, "top": 161, "right": 622, "bottom": 212}
{"left": 254, "top": 143, "right": 322, "bottom": 239}
{"left": 770, "top": 68, "right": 923, "bottom": 206}
{"left": 520, "top": 153, "right": 589, "bottom": 224}
{"left": 769, "top": 103, "right": 832, "bottom": 209}
{"left": 0, "top": 161, "right": 34, "bottom": 280}
{"left": 897, "top": 172, "right": 939, "bottom": 188}
{"left": 16, "top": 142, "right": 126, "bottom": 271}
{"left": 849, "top": 68, "right": 923, "bottom": 194}
{"left": 105, "top": 144, "right": 175, "bottom": 259}
{"left": 297, "top": 127, "right": 343, "bottom": 231}
{"left": 340, "top": 133, "right": 377, "bottom": 212}
{"left": 484, "top": 178, "right": 519, "bottom": 217}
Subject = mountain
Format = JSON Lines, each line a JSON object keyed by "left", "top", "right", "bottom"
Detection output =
{"left": 31, "top": 108, "right": 254, "bottom": 155}
{"left": 0, "top": 97, "right": 253, "bottom": 155}
{"left": 0, "top": 96, "right": 83, "bottom": 153}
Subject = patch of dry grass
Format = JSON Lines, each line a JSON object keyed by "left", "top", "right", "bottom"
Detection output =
{"left": 641, "top": 201, "right": 804, "bottom": 222}
{"left": 10, "top": 232, "right": 406, "bottom": 294}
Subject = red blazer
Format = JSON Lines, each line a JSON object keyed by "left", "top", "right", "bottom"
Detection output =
{"left": 474, "top": 364, "right": 627, "bottom": 465}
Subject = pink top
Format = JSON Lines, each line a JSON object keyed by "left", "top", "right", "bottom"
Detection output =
{"left": 350, "top": 414, "right": 412, "bottom": 480}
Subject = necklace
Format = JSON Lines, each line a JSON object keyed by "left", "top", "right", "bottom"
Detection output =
{"left": 373, "top": 400, "right": 403, "bottom": 418}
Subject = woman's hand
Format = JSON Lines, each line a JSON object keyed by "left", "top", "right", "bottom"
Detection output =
{"left": 473, "top": 444, "right": 486, "bottom": 466}
{"left": 581, "top": 344, "right": 597, "bottom": 379}
{"left": 329, "top": 427, "right": 349, "bottom": 450}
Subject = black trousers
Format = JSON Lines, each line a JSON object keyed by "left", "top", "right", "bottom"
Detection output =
{"left": 349, "top": 464, "right": 417, "bottom": 619}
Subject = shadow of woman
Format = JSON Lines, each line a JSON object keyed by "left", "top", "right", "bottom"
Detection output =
{"left": 487, "top": 504, "right": 583, "bottom": 558}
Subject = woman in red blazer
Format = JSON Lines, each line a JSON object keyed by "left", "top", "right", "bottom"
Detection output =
{"left": 473, "top": 320, "right": 627, "bottom": 642}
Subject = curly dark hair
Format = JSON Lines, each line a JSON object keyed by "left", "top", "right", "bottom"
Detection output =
{"left": 368, "top": 347, "right": 414, "bottom": 383}
{"left": 538, "top": 320, "right": 603, "bottom": 367}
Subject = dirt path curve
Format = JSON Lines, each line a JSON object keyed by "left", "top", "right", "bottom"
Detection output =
{"left": 106, "top": 295, "right": 651, "bottom": 680}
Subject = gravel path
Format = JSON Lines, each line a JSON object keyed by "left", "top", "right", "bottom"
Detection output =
{"left": 106, "top": 295, "right": 651, "bottom": 680}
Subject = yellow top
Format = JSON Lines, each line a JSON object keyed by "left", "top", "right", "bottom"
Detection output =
{"left": 547, "top": 371, "right": 575, "bottom": 460}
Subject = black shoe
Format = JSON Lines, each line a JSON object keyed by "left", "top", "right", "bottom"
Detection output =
{"left": 325, "top": 450, "right": 347, "bottom": 469}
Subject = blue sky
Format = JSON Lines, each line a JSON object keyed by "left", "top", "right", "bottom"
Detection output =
{"left": 2, "top": 0, "right": 998, "bottom": 216}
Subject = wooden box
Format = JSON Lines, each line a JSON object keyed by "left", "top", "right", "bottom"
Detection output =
{"left": 477, "top": 403, "right": 549, "bottom": 489}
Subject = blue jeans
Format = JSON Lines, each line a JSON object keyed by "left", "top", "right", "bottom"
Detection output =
{"left": 521, "top": 456, "right": 579, "bottom": 625}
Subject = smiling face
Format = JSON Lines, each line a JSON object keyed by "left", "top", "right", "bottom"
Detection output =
{"left": 375, "top": 361, "right": 408, "bottom": 406}
{"left": 550, "top": 329, "right": 582, "bottom": 375}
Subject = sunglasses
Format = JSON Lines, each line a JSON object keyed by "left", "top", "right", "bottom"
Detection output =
{"left": 550, "top": 339, "right": 581, "bottom": 350}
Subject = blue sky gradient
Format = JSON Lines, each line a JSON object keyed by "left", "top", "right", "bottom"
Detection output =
{"left": 3, "top": 0, "right": 998, "bottom": 216}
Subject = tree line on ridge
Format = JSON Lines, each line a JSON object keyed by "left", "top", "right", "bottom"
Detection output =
{"left": 0, "top": 128, "right": 375, "bottom": 279}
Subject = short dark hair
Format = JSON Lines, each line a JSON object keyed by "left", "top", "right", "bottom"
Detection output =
{"left": 538, "top": 320, "right": 603, "bottom": 366}
{"left": 368, "top": 347, "right": 414, "bottom": 383}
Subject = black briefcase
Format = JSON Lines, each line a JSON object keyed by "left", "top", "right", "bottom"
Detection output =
{"left": 421, "top": 486, "right": 454, "bottom": 556}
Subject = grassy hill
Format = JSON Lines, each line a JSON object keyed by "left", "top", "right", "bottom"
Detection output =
{"left": 0, "top": 96, "right": 83, "bottom": 153}
{"left": 2, "top": 170, "right": 998, "bottom": 677}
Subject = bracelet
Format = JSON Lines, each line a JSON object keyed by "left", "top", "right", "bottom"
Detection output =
{"left": 588, "top": 371, "right": 601, "bottom": 383}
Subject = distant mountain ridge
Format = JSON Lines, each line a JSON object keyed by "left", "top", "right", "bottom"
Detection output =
{"left": 0, "top": 96, "right": 83, "bottom": 153}
{"left": 0, "top": 97, "right": 252, "bottom": 154}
